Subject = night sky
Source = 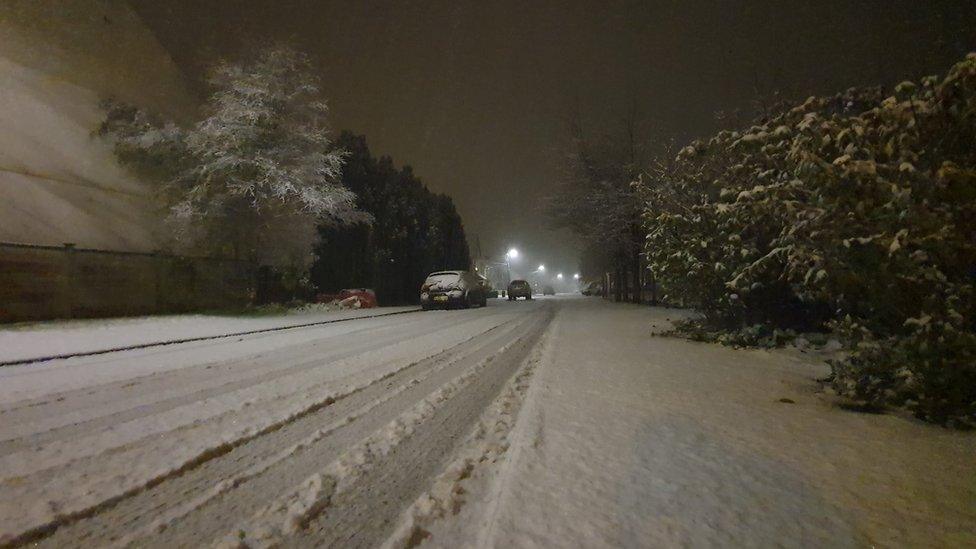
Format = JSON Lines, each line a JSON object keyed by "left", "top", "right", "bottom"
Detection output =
{"left": 132, "top": 0, "right": 976, "bottom": 273}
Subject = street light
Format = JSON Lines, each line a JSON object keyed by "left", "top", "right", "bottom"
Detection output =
{"left": 573, "top": 273, "right": 580, "bottom": 280}
{"left": 504, "top": 248, "right": 519, "bottom": 284}
{"left": 557, "top": 273, "right": 564, "bottom": 279}
{"left": 538, "top": 264, "right": 545, "bottom": 272}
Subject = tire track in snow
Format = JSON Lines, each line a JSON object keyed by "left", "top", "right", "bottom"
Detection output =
{"left": 0, "top": 308, "right": 423, "bottom": 367}
{"left": 214, "top": 307, "right": 554, "bottom": 548}
{"left": 0, "top": 312, "right": 505, "bottom": 476}
{"left": 382, "top": 313, "right": 554, "bottom": 549}
{"left": 0, "top": 309, "right": 525, "bottom": 547}
{"left": 472, "top": 313, "right": 559, "bottom": 549}
{"left": 0, "top": 311, "right": 491, "bottom": 454}
{"left": 106, "top": 317, "right": 535, "bottom": 548}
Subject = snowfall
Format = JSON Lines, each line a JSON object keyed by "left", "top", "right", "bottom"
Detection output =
{"left": 0, "top": 296, "right": 973, "bottom": 547}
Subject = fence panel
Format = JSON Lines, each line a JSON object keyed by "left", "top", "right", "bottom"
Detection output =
{"left": 0, "top": 242, "right": 255, "bottom": 323}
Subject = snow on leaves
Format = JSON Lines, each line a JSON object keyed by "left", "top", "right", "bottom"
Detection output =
{"left": 640, "top": 54, "right": 976, "bottom": 425}
{"left": 99, "top": 46, "right": 364, "bottom": 269}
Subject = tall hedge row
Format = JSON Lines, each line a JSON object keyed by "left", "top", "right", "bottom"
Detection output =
{"left": 642, "top": 54, "right": 976, "bottom": 425}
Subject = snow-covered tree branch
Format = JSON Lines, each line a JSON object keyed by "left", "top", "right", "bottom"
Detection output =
{"left": 545, "top": 113, "right": 653, "bottom": 302}
{"left": 639, "top": 54, "right": 976, "bottom": 425}
{"left": 99, "top": 45, "right": 366, "bottom": 271}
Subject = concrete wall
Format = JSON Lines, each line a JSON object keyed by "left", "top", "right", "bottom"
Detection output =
{"left": 0, "top": 0, "right": 195, "bottom": 252}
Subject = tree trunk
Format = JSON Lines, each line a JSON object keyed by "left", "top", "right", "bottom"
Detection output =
{"left": 614, "top": 268, "right": 623, "bottom": 302}
{"left": 631, "top": 253, "right": 641, "bottom": 304}
{"left": 630, "top": 223, "right": 642, "bottom": 304}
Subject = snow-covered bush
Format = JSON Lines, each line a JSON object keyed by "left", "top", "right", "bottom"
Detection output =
{"left": 642, "top": 54, "right": 976, "bottom": 425}
{"left": 99, "top": 46, "right": 364, "bottom": 271}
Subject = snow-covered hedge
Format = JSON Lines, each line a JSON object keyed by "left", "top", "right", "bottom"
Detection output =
{"left": 643, "top": 54, "right": 976, "bottom": 426}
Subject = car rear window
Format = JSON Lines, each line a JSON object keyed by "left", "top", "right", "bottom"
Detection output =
{"left": 425, "top": 273, "right": 460, "bottom": 286}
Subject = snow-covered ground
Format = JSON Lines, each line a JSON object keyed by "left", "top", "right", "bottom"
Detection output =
{"left": 0, "top": 300, "right": 549, "bottom": 547}
{"left": 1, "top": 296, "right": 973, "bottom": 547}
{"left": 409, "top": 297, "right": 976, "bottom": 547}
{"left": 0, "top": 305, "right": 417, "bottom": 364}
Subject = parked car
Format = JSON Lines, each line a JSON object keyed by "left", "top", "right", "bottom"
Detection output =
{"left": 420, "top": 270, "right": 487, "bottom": 310}
{"left": 507, "top": 279, "right": 532, "bottom": 300}
{"left": 581, "top": 281, "right": 603, "bottom": 296}
{"left": 542, "top": 285, "right": 556, "bottom": 296}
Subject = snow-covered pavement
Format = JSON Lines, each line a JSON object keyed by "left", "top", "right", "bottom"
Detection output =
{"left": 1, "top": 296, "right": 973, "bottom": 547}
{"left": 422, "top": 297, "right": 976, "bottom": 547}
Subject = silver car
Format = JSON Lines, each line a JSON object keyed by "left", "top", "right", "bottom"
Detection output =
{"left": 420, "top": 270, "right": 488, "bottom": 310}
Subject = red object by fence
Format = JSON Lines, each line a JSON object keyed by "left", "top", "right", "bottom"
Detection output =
{"left": 339, "top": 288, "right": 378, "bottom": 308}
{"left": 314, "top": 288, "right": 378, "bottom": 309}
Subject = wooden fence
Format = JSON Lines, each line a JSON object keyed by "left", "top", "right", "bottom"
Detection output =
{"left": 0, "top": 242, "right": 255, "bottom": 323}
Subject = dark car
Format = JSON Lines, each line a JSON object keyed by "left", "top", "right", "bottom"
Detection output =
{"left": 507, "top": 279, "right": 532, "bottom": 300}
{"left": 542, "top": 285, "right": 556, "bottom": 296}
{"left": 420, "top": 270, "right": 487, "bottom": 310}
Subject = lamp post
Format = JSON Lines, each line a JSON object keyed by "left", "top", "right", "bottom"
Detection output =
{"left": 505, "top": 248, "right": 519, "bottom": 283}
{"left": 481, "top": 260, "right": 508, "bottom": 290}
{"left": 529, "top": 264, "right": 546, "bottom": 293}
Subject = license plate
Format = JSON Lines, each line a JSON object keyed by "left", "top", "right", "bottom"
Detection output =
{"left": 433, "top": 295, "right": 448, "bottom": 302}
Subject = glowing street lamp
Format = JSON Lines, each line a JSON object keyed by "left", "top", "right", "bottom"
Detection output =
{"left": 573, "top": 273, "right": 580, "bottom": 280}
{"left": 538, "top": 264, "right": 545, "bottom": 272}
{"left": 557, "top": 273, "right": 564, "bottom": 280}
{"left": 504, "top": 248, "right": 519, "bottom": 284}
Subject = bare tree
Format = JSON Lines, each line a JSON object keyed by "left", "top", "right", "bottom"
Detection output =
{"left": 545, "top": 109, "right": 655, "bottom": 303}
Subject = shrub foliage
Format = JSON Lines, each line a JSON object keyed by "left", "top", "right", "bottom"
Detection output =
{"left": 642, "top": 54, "right": 976, "bottom": 425}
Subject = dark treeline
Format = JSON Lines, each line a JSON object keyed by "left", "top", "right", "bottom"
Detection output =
{"left": 310, "top": 132, "right": 471, "bottom": 305}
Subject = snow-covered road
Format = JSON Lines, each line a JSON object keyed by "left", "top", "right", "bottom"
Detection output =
{"left": 2, "top": 296, "right": 973, "bottom": 548}
{"left": 0, "top": 300, "right": 553, "bottom": 547}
